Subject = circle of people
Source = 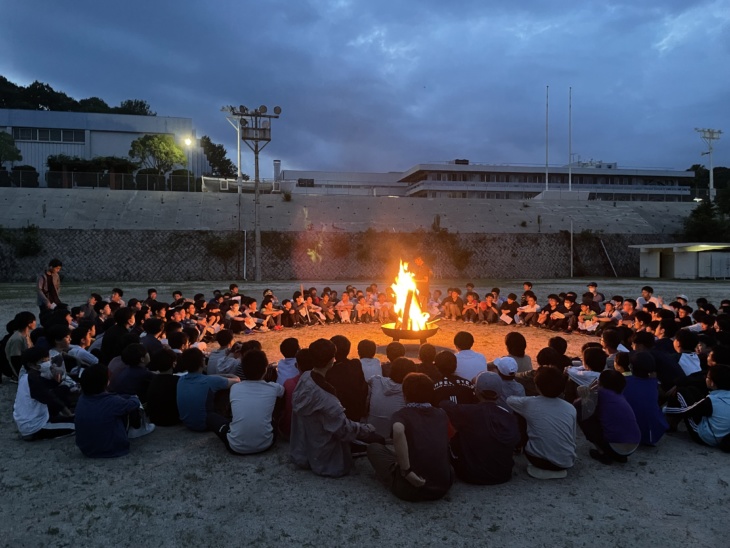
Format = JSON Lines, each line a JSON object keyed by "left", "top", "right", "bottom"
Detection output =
{"left": 3, "top": 259, "right": 729, "bottom": 501}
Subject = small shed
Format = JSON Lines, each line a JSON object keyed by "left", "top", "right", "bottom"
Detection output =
{"left": 628, "top": 243, "right": 730, "bottom": 279}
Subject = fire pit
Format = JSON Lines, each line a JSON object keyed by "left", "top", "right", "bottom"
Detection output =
{"left": 381, "top": 261, "right": 439, "bottom": 344}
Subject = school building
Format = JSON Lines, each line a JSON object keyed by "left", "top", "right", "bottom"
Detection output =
{"left": 630, "top": 242, "right": 730, "bottom": 279}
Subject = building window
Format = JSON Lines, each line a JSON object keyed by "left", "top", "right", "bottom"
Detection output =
{"left": 12, "top": 127, "right": 85, "bottom": 143}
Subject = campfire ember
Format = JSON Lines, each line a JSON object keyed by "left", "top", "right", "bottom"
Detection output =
{"left": 381, "top": 260, "right": 439, "bottom": 343}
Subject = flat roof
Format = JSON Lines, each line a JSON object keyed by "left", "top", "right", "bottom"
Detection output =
{"left": 628, "top": 243, "right": 730, "bottom": 252}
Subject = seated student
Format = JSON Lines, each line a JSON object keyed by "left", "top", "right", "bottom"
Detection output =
{"left": 577, "top": 301, "right": 599, "bottom": 334}
{"left": 565, "top": 345, "right": 606, "bottom": 403}
{"left": 516, "top": 347, "right": 563, "bottom": 397}
{"left": 259, "top": 297, "right": 284, "bottom": 331}
{"left": 75, "top": 363, "right": 154, "bottom": 457}
{"left": 5, "top": 311, "right": 36, "bottom": 380}
{"left": 612, "top": 352, "right": 632, "bottom": 376}
{"left": 454, "top": 331, "right": 488, "bottom": 382}
{"left": 290, "top": 338, "right": 383, "bottom": 477}
{"left": 276, "top": 337, "right": 301, "bottom": 386}
{"left": 427, "top": 290, "right": 443, "bottom": 319}
{"left": 492, "top": 332, "right": 532, "bottom": 373}
{"left": 478, "top": 292, "right": 500, "bottom": 325}
{"left": 319, "top": 293, "right": 336, "bottom": 323}
{"left": 367, "top": 372, "right": 454, "bottom": 501}
{"left": 619, "top": 298, "right": 637, "bottom": 329}
{"left": 537, "top": 294, "right": 561, "bottom": 329}
{"left": 176, "top": 348, "right": 240, "bottom": 432}
{"left": 225, "top": 301, "right": 250, "bottom": 334}
{"left": 280, "top": 299, "right": 297, "bottom": 328}
{"left": 587, "top": 282, "right": 605, "bottom": 304}
{"left": 516, "top": 291, "right": 541, "bottom": 327}
{"left": 107, "top": 343, "right": 154, "bottom": 403}
{"left": 13, "top": 347, "right": 76, "bottom": 440}
{"left": 442, "top": 288, "right": 464, "bottom": 321}
{"left": 139, "top": 317, "right": 165, "bottom": 356}
{"left": 278, "top": 348, "right": 316, "bottom": 440}
{"left": 326, "top": 335, "right": 369, "bottom": 422}
{"left": 381, "top": 341, "right": 406, "bottom": 378}
{"left": 354, "top": 295, "right": 374, "bottom": 324}
{"left": 507, "top": 367, "right": 577, "bottom": 479}
{"left": 594, "top": 301, "right": 621, "bottom": 336}
{"left": 665, "top": 365, "right": 730, "bottom": 451}
{"left": 243, "top": 299, "right": 269, "bottom": 332}
{"left": 146, "top": 348, "right": 180, "bottom": 426}
{"left": 461, "top": 293, "right": 479, "bottom": 323}
{"left": 207, "top": 330, "right": 235, "bottom": 375}
{"left": 100, "top": 307, "right": 136, "bottom": 364}
{"left": 367, "top": 357, "right": 419, "bottom": 438}
{"left": 675, "top": 329, "right": 702, "bottom": 377}
{"left": 209, "top": 349, "right": 285, "bottom": 455}
{"left": 358, "top": 339, "right": 382, "bottom": 381}
{"left": 232, "top": 340, "right": 264, "bottom": 380}
{"left": 67, "top": 322, "right": 99, "bottom": 377}
{"left": 622, "top": 351, "right": 668, "bottom": 446}
{"left": 499, "top": 293, "right": 519, "bottom": 325}
{"left": 334, "top": 293, "right": 355, "bottom": 323}
{"left": 433, "top": 351, "right": 477, "bottom": 405}
{"left": 374, "top": 293, "right": 394, "bottom": 324}
{"left": 600, "top": 328, "right": 623, "bottom": 371}
{"left": 417, "top": 343, "right": 440, "bottom": 382}
{"left": 494, "top": 357, "right": 525, "bottom": 399}
{"left": 574, "top": 370, "right": 641, "bottom": 465}
{"left": 547, "top": 336, "right": 573, "bottom": 370}
{"left": 440, "top": 371, "right": 521, "bottom": 485}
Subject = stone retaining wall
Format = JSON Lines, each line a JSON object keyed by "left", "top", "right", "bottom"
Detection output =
{"left": 0, "top": 228, "right": 673, "bottom": 282}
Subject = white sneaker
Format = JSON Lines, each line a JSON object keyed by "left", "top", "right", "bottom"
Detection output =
{"left": 128, "top": 422, "right": 156, "bottom": 439}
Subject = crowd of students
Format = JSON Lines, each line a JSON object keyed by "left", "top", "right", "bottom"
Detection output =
{"left": 2, "top": 268, "right": 730, "bottom": 501}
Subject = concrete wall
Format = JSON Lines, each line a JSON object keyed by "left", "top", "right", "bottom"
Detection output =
{"left": 0, "top": 228, "right": 673, "bottom": 283}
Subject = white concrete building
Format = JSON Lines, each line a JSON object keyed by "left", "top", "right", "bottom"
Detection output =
{"left": 629, "top": 242, "right": 730, "bottom": 279}
{"left": 0, "top": 108, "right": 209, "bottom": 182}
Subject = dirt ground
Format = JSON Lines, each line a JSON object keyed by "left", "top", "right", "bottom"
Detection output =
{"left": 1, "top": 320, "right": 728, "bottom": 548}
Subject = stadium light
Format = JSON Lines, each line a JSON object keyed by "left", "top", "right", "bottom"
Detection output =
{"left": 695, "top": 128, "right": 722, "bottom": 201}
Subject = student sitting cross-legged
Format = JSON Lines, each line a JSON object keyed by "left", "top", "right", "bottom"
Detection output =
{"left": 367, "top": 372, "right": 455, "bottom": 501}
{"left": 210, "top": 349, "right": 285, "bottom": 455}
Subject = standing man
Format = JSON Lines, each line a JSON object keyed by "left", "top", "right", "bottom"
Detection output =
{"left": 36, "top": 259, "right": 64, "bottom": 314}
{"left": 411, "top": 255, "right": 432, "bottom": 309}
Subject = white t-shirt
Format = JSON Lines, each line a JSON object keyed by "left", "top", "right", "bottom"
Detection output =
{"left": 13, "top": 375, "right": 50, "bottom": 437}
{"left": 455, "top": 349, "right": 487, "bottom": 382}
{"left": 360, "top": 357, "right": 382, "bottom": 382}
{"left": 227, "top": 380, "right": 284, "bottom": 454}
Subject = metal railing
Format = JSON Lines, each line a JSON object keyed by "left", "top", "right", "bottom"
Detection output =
{"left": 0, "top": 170, "right": 203, "bottom": 191}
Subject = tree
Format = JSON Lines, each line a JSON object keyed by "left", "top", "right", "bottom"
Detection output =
{"left": 24, "top": 80, "right": 78, "bottom": 111}
{"left": 76, "top": 97, "right": 111, "bottom": 113}
{"left": 115, "top": 99, "right": 156, "bottom": 116}
{"left": 200, "top": 135, "right": 241, "bottom": 178}
{"left": 0, "top": 132, "right": 22, "bottom": 167}
{"left": 129, "top": 134, "right": 186, "bottom": 174}
{"left": 682, "top": 200, "right": 730, "bottom": 242}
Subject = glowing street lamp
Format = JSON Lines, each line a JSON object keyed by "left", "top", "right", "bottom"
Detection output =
{"left": 184, "top": 137, "right": 192, "bottom": 192}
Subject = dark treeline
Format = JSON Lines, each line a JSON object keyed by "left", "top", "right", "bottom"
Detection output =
{"left": 0, "top": 76, "right": 155, "bottom": 116}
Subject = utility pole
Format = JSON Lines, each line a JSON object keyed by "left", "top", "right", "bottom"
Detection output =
{"left": 695, "top": 128, "right": 722, "bottom": 201}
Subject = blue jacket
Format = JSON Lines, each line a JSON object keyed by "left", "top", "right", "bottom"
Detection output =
{"left": 75, "top": 392, "right": 140, "bottom": 458}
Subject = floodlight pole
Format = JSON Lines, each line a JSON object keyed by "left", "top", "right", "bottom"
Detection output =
{"left": 695, "top": 128, "right": 722, "bottom": 201}
{"left": 233, "top": 105, "right": 282, "bottom": 281}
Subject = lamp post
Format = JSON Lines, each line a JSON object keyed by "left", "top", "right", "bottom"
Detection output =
{"left": 695, "top": 128, "right": 722, "bottom": 201}
{"left": 184, "top": 137, "right": 192, "bottom": 192}
{"left": 226, "top": 104, "right": 282, "bottom": 282}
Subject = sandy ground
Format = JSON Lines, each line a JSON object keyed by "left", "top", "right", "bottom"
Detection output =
{"left": 1, "top": 320, "right": 728, "bottom": 548}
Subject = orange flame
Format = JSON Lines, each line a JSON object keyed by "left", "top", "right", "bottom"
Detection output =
{"left": 391, "top": 260, "right": 430, "bottom": 331}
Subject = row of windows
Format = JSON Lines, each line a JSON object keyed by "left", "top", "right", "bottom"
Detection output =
{"left": 12, "top": 127, "right": 85, "bottom": 143}
{"left": 427, "top": 172, "right": 680, "bottom": 186}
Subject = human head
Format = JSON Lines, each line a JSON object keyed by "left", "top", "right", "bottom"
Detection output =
{"left": 241, "top": 349, "right": 269, "bottom": 380}
{"left": 80, "top": 364, "right": 109, "bottom": 395}
{"left": 12, "top": 311, "right": 36, "bottom": 332}
{"left": 309, "top": 338, "right": 337, "bottom": 370}
{"left": 707, "top": 364, "right": 730, "bottom": 391}
{"left": 613, "top": 352, "right": 631, "bottom": 373}
{"left": 114, "top": 307, "right": 136, "bottom": 327}
{"left": 168, "top": 331, "right": 189, "bottom": 351}
{"left": 280, "top": 337, "right": 300, "bottom": 359}
{"left": 329, "top": 335, "right": 352, "bottom": 362}
{"left": 599, "top": 369, "right": 626, "bottom": 394}
{"left": 629, "top": 351, "right": 656, "bottom": 378}
{"left": 475, "top": 371, "right": 503, "bottom": 401}
{"left": 390, "top": 358, "right": 418, "bottom": 384}
{"left": 179, "top": 347, "right": 205, "bottom": 373}
{"left": 600, "top": 329, "right": 621, "bottom": 353}
{"left": 454, "top": 331, "right": 474, "bottom": 351}
{"left": 548, "top": 336, "right": 568, "bottom": 356}
{"left": 536, "top": 347, "right": 561, "bottom": 367}
{"left": 674, "top": 329, "right": 699, "bottom": 353}
{"left": 357, "top": 339, "right": 377, "bottom": 359}
{"left": 143, "top": 318, "right": 165, "bottom": 337}
{"left": 386, "top": 341, "right": 406, "bottom": 362}
{"left": 494, "top": 356, "right": 518, "bottom": 378}
{"left": 121, "top": 343, "right": 148, "bottom": 366}
{"left": 295, "top": 348, "right": 316, "bottom": 373}
{"left": 505, "top": 331, "right": 527, "bottom": 358}
{"left": 48, "top": 324, "right": 71, "bottom": 349}
{"left": 434, "top": 351, "right": 457, "bottom": 377}
{"left": 534, "top": 366, "right": 566, "bottom": 398}
{"left": 402, "top": 372, "right": 434, "bottom": 404}
{"left": 583, "top": 346, "right": 607, "bottom": 372}
{"left": 418, "top": 343, "right": 436, "bottom": 365}
{"left": 48, "top": 258, "right": 62, "bottom": 272}
{"left": 149, "top": 348, "right": 177, "bottom": 373}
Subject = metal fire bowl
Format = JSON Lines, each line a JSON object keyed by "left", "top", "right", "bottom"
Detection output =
{"left": 381, "top": 322, "right": 439, "bottom": 344}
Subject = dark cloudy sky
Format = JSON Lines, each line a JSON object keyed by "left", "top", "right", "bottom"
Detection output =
{"left": 2, "top": 0, "right": 729, "bottom": 177}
